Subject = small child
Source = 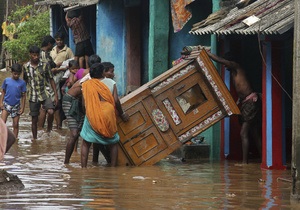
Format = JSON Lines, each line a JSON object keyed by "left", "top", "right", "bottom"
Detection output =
{"left": 61, "top": 60, "right": 80, "bottom": 96}
{"left": 0, "top": 63, "right": 27, "bottom": 138}
{"left": 102, "top": 62, "right": 115, "bottom": 79}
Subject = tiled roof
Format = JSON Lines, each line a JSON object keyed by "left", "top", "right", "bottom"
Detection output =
{"left": 190, "top": 0, "right": 294, "bottom": 35}
{"left": 35, "top": 0, "right": 99, "bottom": 7}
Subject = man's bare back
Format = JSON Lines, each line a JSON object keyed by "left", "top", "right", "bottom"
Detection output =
{"left": 229, "top": 65, "right": 253, "bottom": 99}
{"left": 206, "top": 51, "right": 253, "bottom": 99}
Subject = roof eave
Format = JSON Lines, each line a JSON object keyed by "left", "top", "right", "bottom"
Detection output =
{"left": 35, "top": 0, "right": 99, "bottom": 7}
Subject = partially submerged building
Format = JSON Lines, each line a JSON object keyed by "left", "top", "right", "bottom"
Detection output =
{"left": 34, "top": 0, "right": 294, "bottom": 168}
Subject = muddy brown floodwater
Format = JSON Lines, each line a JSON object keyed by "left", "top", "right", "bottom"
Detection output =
{"left": 0, "top": 71, "right": 297, "bottom": 209}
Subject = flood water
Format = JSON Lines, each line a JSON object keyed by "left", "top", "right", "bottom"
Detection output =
{"left": 0, "top": 71, "right": 297, "bottom": 209}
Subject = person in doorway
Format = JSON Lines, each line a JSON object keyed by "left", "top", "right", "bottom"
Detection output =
{"left": 0, "top": 63, "right": 26, "bottom": 139}
{"left": 206, "top": 50, "right": 262, "bottom": 164}
{"left": 23, "top": 45, "right": 58, "bottom": 140}
{"left": 80, "top": 63, "right": 129, "bottom": 168}
{"left": 65, "top": 9, "right": 94, "bottom": 69}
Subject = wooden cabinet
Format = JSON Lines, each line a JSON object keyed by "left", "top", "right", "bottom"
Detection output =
{"left": 117, "top": 50, "right": 240, "bottom": 166}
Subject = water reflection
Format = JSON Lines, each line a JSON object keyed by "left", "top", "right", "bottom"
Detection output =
{"left": 0, "top": 137, "right": 295, "bottom": 209}
{"left": 0, "top": 71, "right": 295, "bottom": 209}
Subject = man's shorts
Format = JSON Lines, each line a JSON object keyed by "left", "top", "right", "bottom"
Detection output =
{"left": 40, "top": 99, "right": 61, "bottom": 112}
{"left": 29, "top": 98, "right": 55, "bottom": 117}
{"left": 239, "top": 98, "right": 262, "bottom": 124}
{"left": 75, "top": 39, "right": 94, "bottom": 57}
{"left": 3, "top": 102, "right": 20, "bottom": 118}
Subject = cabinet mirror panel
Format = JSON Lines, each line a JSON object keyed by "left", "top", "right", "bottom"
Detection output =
{"left": 176, "top": 84, "right": 207, "bottom": 114}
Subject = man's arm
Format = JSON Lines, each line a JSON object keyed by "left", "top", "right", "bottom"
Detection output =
{"left": 19, "top": 92, "right": 26, "bottom": 115}
{"left": 206, "top": 51, "right": 237, "bottom": 69}
{"left": 113, "top": 84, "right": 129, "bottom": 122}
{"left": 0, "top": 89, "right": 5, "bottom": 110}
{"left": 65, "top": 12, "right": 71, "bottom": 27}
{"left": 45, "top": 63, "right": 58, "bottom": 105}
{"left": 49, "top": 78, "right": 58, "bottom": 105}
{"left": 23, "top": 67, "right": 28, "bottom": 84}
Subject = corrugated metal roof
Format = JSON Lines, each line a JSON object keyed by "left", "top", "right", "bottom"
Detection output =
{"left": 190, "top": 0, "right": 294, "bottom": 35}
{"left": 35, "top": 0, "right": 99, "bottom": 7}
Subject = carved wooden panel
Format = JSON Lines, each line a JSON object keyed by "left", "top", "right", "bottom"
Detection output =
{"left": 117, "top": 50, "right": 240, "bottom": 166}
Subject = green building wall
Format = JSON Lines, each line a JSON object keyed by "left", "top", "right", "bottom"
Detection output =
{"left": 148, "top": 1, "right": 169, "bottom": 80}
{"left": 148, "top": 0, "right": 222, "bottom": 160}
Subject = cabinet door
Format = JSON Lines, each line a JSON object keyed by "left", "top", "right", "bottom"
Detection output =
{"left": 117, "top": 94, "right": 180, "bottom": 166}
{"left": 154, "top": 69, "right": 219, "bottom": 136}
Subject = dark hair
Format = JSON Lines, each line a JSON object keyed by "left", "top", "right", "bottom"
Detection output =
{"left": 102, "top": 62, "right": 114, "bottom": 72}
{"left": 67, "top": 9, "right": 81, "bottom": 19}
{"left": 41, "top": 35, "right": 55, "bottom": 47}
{"left": 11, "top": 63, "right": 22, "bottom": 73}
{"left": 89, "top": 63, "right": 104, "bottom": 79}
{"left": 54, "top": 31, "right": 65, "bottom": 40}
{"left": 88, "top": 54, "right": 101, "bottom": 67}
{"left": 69, "top": 60, "right": 79, "bottom": 68}
{"left": 29, "top": 45, "right": 40, "bottom": 54}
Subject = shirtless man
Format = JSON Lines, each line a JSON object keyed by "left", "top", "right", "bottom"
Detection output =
{"left": 206, "top": 50, "right": 262, "bottom": 164}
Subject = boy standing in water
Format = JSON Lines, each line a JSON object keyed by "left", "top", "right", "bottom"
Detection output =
{"left": 0, "top": 63, "right": 27, "bottom": 138}
{"left": 23, "top": 45, "right": 58, "bottom": 140}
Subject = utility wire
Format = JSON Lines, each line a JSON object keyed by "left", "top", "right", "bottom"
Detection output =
{"left": 257, "top": 0, "right": 292, "bottom": 101}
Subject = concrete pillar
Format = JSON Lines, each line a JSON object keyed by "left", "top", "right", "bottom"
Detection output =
{"left": 148, "top": 0, "right": 169, "bottom": 80}
{"left": 202, "top": 0, "right": 221, "bottom": 160}
{"left": 291, "top": 0, "right": 300, "bottom": 198}
{"left": 261, "top": 41, "right": 286, "bottom": 170}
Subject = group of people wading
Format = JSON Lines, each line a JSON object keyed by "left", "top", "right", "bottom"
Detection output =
{"left": 0, "top": 9, "right": 129, "bottom": 167}
{"left": 0, "top": 8, "right": 262, "bottom": 166}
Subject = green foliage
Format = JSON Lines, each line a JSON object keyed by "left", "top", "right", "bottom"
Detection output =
{"left": 3, "top": 4, "right": 50, "bottom": 63}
